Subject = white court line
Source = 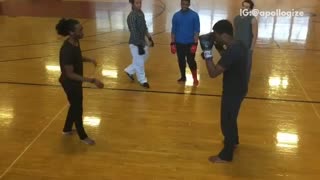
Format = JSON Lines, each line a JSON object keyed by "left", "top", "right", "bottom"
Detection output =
{"left": 294, "top": 76, "right": 320, "bottom": 119}
{"left": 286, "top": 55, "right": 320, "bottom": 120}
{"left": 0, "top": 104, "right": 68, "bottom": 179}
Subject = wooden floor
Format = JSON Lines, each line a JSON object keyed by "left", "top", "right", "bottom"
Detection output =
{"left": 1, "top": 0, "right": 320, "bottom": 179}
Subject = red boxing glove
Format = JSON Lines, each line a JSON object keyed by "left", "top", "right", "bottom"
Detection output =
{"left": 170, "top": 42, "right": 177, "bottom": 54}
{"left": 190, "top": 43, "right": 198, "bottom": 54}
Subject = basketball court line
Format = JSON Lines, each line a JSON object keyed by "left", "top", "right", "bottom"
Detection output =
{"left": 0, "top": 104, "right": 68, "bottom": 179}
{"left": 0, "top": 43, "right": 319, "bottom": 63}
{"left": 0, "top": 63, "right": 101, "bottom": 179}
{"left": 286, "top": 52, "right": 320, "bottom": 120}
{"left": 0, "top": 81, "right": 319, "bottom": 105}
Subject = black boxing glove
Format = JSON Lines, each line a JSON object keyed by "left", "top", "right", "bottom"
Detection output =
{"left": 199, "top": 32, "right": 214, "bottom": 60}
{"left": 137, "top": 45, "right": 145, "bottom": 55}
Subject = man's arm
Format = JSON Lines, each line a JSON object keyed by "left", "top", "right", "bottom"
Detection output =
{"left": 64, "top": 65, "right": 104, "bottom": 88}
{"left": 204, "top": 58, "right": 225, "bottom": 78}
{"left": 250, "top": 17, "right": 258, "bottom": 51}
{"left": 64, "top": 65, "right": 95, "bottom": 83}
{"left": 128, "top": 13, "right": 141, "bottom": 45}
{"left": 214, "top": 43, "right": 226, "bottom": 56}
{"left": 194, "top": 13, "right": 200, "bottom": 43}
{"left": 194, "top": 32, "right": 199, "bottom": 44}
{"left": 146, "top": 31, "right": 154, "bottom": 47}
{"left": 171, "top": 14, "right": 177, "bottom": 42}
{"left": 83, "top": 56, "right": 97, "bottom": 66}
{"left": 171, "top": 33, "right": 176, "bottom": 43}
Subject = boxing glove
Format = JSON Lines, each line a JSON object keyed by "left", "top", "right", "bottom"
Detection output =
{"left": 199, "top": 32, "right": 214, "bottom": 60}
{"left": 190, "top": 43, "right": 198, "bottom": 54}
{"left": 170, "top": 42, "right": 177, "bottom": 54}
{"left": 137, "top": 45, "right": 145, "bottom": 55}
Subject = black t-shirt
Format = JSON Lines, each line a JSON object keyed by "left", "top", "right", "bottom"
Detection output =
{"left": 59, "top": 40, "right": 83, "bottom": 84}
{"left": 218, "top": 41, "right": 248, "bottom": 96}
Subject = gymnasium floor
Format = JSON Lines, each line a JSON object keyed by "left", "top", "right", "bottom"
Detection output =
{"left": 1, "top": 0, "right": 320, "bottom": 179}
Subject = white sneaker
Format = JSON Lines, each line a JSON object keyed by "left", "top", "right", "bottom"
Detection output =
{"left": 81, "top": 137, "right": 95, "bottom": 145}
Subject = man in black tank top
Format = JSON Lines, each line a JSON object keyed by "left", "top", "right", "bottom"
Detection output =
{"left": 234, "top": 0, "right": 258, "bottom": 83}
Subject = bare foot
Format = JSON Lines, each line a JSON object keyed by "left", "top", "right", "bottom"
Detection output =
{"left": 208, "top": 156, "right": 230, "bottom": 163}
{"left": 62, "top": 129, "right": 76, "bottom": 135}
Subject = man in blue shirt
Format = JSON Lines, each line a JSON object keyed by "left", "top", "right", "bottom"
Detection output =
{"left": 171, "top": 0, "right": 200, "bottom": 86}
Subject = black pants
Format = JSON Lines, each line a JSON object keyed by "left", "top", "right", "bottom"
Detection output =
{"left": 218, "top": 95, "right": 245, "bottom": 161}
{"left": 247, "top": 50, "right": 253, "bottom": 83}
{"left": 176, "top": 43, "right": 197, "bottom": 78}
{"left": 61, "top": 82, "right": 88, "bottom": 140}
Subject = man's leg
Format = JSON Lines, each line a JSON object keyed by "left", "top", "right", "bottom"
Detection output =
{"left": 125, "top": 44, "right": 137, "bottom": 80}
{"left": 186, "top": 44, "right": 198, "bottom": 86}
{"left": 210, "top": 95, "right": 244, "bottom": 163}
{"left": 130, "top": 45, "right": 149, "bottom": 88}
{"left": 176, "top": 43, "right": 187, "bottom": 82}
{"left": 61, "top": 83, "right": 74, "bottom": 134}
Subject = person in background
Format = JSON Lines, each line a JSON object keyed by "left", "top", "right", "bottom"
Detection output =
{"left": 125, "top": 0, "right": 154, "bottom": 88}
{"left": 171, "top": 0, "right": 200, "bottom": 86}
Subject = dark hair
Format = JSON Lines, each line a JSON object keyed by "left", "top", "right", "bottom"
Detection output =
{"left": 55, "top": 18, "right": 79, "bottom": 36}
{"left": 212, "top": 20, "right": 233, "bottom": 36}
{"left": 242, "top": 0, "right": 254, "bottom": 10}
{"left": 129, "top": 0, "right": 134, "bottom": 4}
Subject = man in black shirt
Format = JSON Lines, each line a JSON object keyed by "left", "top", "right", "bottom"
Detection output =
{"left": 56, "top": 18, "right": 104, "bottom": 145}
{"left": 200, "top": 20, "right": 248, "bottom": 162}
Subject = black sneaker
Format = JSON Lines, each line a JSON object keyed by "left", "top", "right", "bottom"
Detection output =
{"left": 125, "top": 72, "right": 134, "bottom": 81}
{"left": 141, "top": 82, "right": 150, "bottom": 88}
